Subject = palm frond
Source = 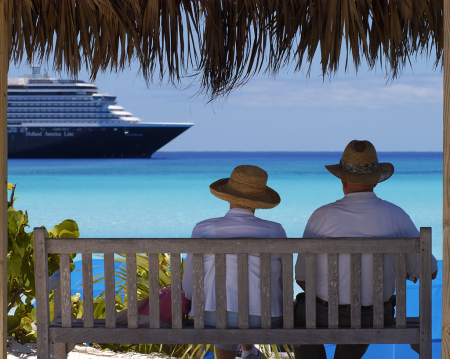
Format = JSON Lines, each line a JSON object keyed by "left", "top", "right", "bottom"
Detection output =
{"left": 8, "top": 1, "right": 442, "bottom": 100}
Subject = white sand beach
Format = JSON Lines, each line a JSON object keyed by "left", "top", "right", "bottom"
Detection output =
{"left": 7, "top": 339, "right": 173, "bottom": 359}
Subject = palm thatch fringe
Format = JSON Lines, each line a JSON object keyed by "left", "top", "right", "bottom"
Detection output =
{"left": 7, "top": 0, "right": 443, "bottom": 99}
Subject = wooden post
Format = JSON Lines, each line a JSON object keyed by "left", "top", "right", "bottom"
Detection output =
{"left": 0, "top": 1, "right": 8, "bottom": 357}
{"left": 444, "top": 0, "right": 450, "bottom": 355}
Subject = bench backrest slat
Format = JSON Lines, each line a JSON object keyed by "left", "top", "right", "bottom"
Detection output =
{"left": 260, "top": 253, "right": 272, "bottom": 329}
{"left": 54, "top": 287, "right": 62, "bottom": 319}
{"left": 350, "top": 253, "right": 362, "bottom": 328}
{"left": 82, "top": 253, "right": 94, "bottom": 328}
{"left": 215, "top": 254, "right": 227, "bottom": 329}
{"left": 193, "top": 253, "right": 205, "bottom": 329}
{"left": 281, "top": 253, "right": 294, "bottom": 329}
{"left": 104, "top": 253, "right": 116, "bottom": 328}
{"left": 327, "top": 253, "right": 339, "bottom": 329}
{"left": 170, "top": 253, "right": 183, "bottom": 329}
{"left": 373, "top": 253, "right": 384, "bottom": 329}
{"left": 305, "top": 253, "right": 316, "bottom": 329}
{"left": 126, "top": 253, "right": 138, "bottom": 328}
{"left": 60, "top": 253, "right": 72, "bottom": 328}
{"left": 148, "top": 253, "right": 160, "bottom": 328}
{"left": 395, "top": 253, "right": 407, "bottom": 328}
{"left": 238, "top": 253, "right": 249, "bottom": 329}
{"left": 34, "top": 228, "right": 50, "bottom": 359}
{"left": 419, "top": 227, "right": 432, "bottom": 358}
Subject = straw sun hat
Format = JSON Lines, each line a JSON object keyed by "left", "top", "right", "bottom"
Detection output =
{"left": 325, "top": 140, "right": 394, "bottom": 184}
{"left": 209, "top": 165, "right": 280, "bottom": 209}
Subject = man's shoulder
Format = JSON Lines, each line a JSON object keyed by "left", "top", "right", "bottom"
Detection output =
{"left": 309, "top": 199, "right": 345, "bottom": 218}
{"left": 307, "top": 195, "right": 412, "bottom": 222}
{"left": 309, "top": 203, "right": 332, "bottom": 218}
{"left": 376, "top": 197, "right": 411, "bottom": 217}
{"left": 194, "top": 216, "right": 223, "bottom": 227}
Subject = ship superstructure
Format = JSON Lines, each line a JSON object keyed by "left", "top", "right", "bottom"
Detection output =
{"left": 7, "top": 67, "right": 192, "bottom": 158}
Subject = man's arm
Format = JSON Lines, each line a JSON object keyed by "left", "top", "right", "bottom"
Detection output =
{"left": 181, "top": 225, "right": 201, "bottom": 300}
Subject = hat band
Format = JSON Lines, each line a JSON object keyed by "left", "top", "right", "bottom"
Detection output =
{"left": 340, "top": 160, "right": 379, "bottom": 174}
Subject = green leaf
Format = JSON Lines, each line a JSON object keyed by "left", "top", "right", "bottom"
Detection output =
{"left": 7, "top": 315, "right": 21, "bottom": 332}
{"left": 22, "top": 322, "right": 33, "bottom": 332}
{"left": 58, "top": 229, "right": 79, "bottom": 238}
{"left": 7, "top": 209, "right": 22, "bottom": 236}
{"left": 12, "top": 239, "right": 26, "bottom": 258}
{"left": 48, "top": 226, "right": 59, "bottom": 238}
{"left": 93, "top": 298, "right": 106, "bottom": 318}
{"left": 57, "top": 220, "right": 79, "bottom": 234}
{"left": 30, "top": 308, "right": 37, "bottom": 323}
{"left": 7, "top": 254, "right": 22, "bottom": 276}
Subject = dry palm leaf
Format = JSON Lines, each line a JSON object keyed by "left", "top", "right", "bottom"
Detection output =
{"left": 7, "top": 0, "right": 443, "bottom": 99}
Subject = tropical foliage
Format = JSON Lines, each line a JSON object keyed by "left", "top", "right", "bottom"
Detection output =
{"left": 6, "top": 184, "right": 80, "bottom": 344}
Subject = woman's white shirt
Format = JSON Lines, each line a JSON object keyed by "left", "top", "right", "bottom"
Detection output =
{"left": 182, "top": 208, "right": 287, "bottom": 317}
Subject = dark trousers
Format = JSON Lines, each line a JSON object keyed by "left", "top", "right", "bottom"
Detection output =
{"left": 293, "top": 293, "right": 395, "bottom": 359}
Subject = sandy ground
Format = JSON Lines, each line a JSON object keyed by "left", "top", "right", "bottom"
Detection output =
{"left": 7, "top": 339, "right": 285, "bottom": 359}
{"left": 7, "top": 341, "right": 174, "bottom": 359}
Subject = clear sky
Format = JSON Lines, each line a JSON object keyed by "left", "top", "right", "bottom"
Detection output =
{"left": 7, "top": 51, "right": 443, "bottom": 152}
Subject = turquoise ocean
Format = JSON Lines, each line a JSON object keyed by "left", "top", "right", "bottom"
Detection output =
{"left": 7, "top": 152, "right": 444, "bottom": 358}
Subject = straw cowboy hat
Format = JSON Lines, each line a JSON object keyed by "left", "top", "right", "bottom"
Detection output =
{"left": 209, "top": 165, "right": 280, "bottom": 209}
{"left": 325, "top": 140, "right": 394, "bottom": 184}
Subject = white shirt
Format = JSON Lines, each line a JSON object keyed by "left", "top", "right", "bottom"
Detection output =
{"left": 182, "top": 208, "right": 287, "bottom": 316}
{"left": 295, "top": 192, "right": 438, "bottom": 306}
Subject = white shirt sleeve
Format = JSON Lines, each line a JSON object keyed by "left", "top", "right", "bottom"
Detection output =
{"left": 181, "top": 225, "right": 200, "bottom": 300}
{"left": 279, "top": 225, "right": 287, "bottom": 239}
{"left": 401, "top": 219, "right": 438, "bottom": 282}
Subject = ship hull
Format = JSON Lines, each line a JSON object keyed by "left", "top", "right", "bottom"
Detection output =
{"left": 7, "top": 125, "right": 191, "bottom": 158}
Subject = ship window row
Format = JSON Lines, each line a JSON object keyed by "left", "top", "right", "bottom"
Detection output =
{"left": 8, "top": 102, "right": 101, "bottom": 107}
{"left": 8, "top": 82, "right": 93, "bottom": 91}
{"left": 8, "top": 120, "right": 120, "bottom": 124}
{"left": 8, "top": 93, "right": 95, "bottom": 98}
{"left": 8, "top": 108, "right": 109, "bottom": 113}
{"left": 8, "top": 96, "right": 93, "bottom": 101}
{"left": 8, "top": 114, "right": 117, "bottom": 119}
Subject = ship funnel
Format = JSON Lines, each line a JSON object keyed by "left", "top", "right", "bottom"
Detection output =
{"left": 31, "top": 66, "right": 41, "bottom": 78}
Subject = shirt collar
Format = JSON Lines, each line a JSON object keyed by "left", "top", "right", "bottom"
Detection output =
{"left": 224, "top": 208, "right": 255, "bottom": 217}
{"left": 342, "top": 192, "right": 378, "bottom": 201}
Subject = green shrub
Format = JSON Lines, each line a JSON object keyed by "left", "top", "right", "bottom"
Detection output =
{"left": 6, "top": 184, "right": 80, "bottom": 343}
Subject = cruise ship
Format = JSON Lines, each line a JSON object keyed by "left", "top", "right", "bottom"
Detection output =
{"left": 7, "top": 67, "right": 193, "bottom": 158}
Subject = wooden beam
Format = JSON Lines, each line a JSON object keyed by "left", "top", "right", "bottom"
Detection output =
{"left": 0, "top": 1, "right": 8, "bottom": 357}
{"left": 444, "top": 0, "right": 450, "bottom": 355}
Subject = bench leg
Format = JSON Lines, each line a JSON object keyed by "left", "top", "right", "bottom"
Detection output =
{"left": 54, "top": 343, "right": 75, "bottom": 359}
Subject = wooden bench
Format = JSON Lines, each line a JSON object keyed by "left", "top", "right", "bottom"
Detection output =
{"left": 33, "top": 227, "right": 433, "bottom": 359}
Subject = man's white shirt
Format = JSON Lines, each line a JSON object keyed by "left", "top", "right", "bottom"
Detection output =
{"left": 295, "top": 192, "right": 438, "bottom": 306}
{"left": 182, "top": 208, "right": 287, "bottom": 317}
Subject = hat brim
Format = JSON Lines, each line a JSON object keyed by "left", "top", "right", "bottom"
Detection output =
{"left": 210, "top": 178, "right": 280, "bottom": 209}
{"left": 325, "top": 162, "right": 394, "bottom": 184}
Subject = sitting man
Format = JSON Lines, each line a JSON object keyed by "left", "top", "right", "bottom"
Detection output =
{"left": 182, "top": 165, "right": 286, "bottom": 359}
{"left": 294, "top": 140, "right": 438, "bottom": 359}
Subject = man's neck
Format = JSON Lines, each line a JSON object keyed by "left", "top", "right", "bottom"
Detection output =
{"left": 346, "top": 189, "right": 374, "bottom": 194}
{"left": 342, "top": 180, "right": 376, "bottom": 195}
{"left": 229, "top": 203, "right": 256, "bottom": 213}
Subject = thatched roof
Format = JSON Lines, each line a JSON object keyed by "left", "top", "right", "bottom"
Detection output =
{"left": 9, "top": 0, "right": 443, "bottom": 99}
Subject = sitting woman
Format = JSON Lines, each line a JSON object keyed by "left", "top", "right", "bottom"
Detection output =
{"left": 182, "top": 165, "right": 286, "bottom": 359}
